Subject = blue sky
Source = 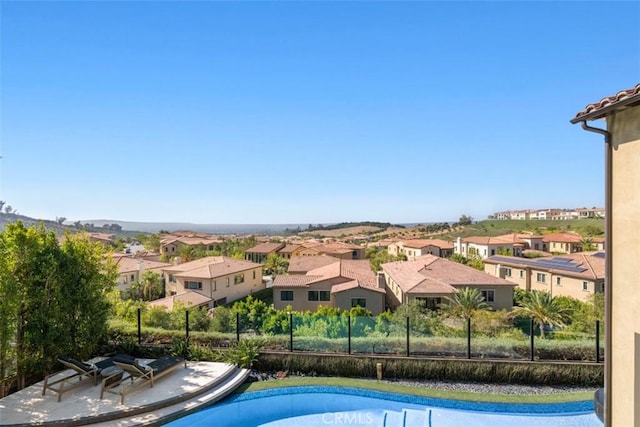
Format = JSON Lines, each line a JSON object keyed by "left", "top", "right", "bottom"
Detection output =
{"left": 1, "top": 1, "right": 638, "bottom": 225}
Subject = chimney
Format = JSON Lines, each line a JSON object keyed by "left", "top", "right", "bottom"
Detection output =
{"left": 377, "top": 271, "right": 386, "bottom": 289}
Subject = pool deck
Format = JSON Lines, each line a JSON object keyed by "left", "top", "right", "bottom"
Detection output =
{"left": 0, "top": 359, "right": 249, "bottom": 426}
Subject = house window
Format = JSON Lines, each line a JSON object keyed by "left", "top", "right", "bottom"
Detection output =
{"left": 583, "top": 281, "right": 589, "bottom": 291}
{"left": 130, "top": 274, "right": 135, "bottom": 282}
{"left": 185, "top": 281, "right": 202, "bottom": 290}
{"left": 226, "top": 278, "right": 230, "bottom": 287}
{"left": 281, "top": 291, "right": 294, "bottom": 301}
{"left": 416, "top": 297, "right": 441, "bottom": 311}
{"left": 556, "top": 277, "right": 561, "bottom": 286}
{"left": 504, "top": 268, "right": 512, "bottom": 277}
{"left": 308, "top": 291, "right": 319, "bottom": 301}
{"left": 480, "top": 290, "right": 495, "bottom": 303}
{"left": 483, "top": 249, "right": 487, "bottom": 256}
{"left": 319, "top": 291, "right": 331, "bottom": 301}
{"left": 234, "top": 274, "right": 244, "bottom": 285}
{"left": 491, "top": 249, "right": 495, "bottom": 256}
{"left": 123, "top": 276, "right": 128, "bottom": 284}
{"left": 169, "top": 274, "right": 176, "bottom": 283}
{"left": 519, "top": 270, "right": 524, "bottom": 279}
{"left": 536, "top": 273, "right": 546, "bottom": 283}
{"left": 253, "top": 271, "right": 256, "bottom": 279}
{"left": 351, "top": 298, "right": 366, "bottom": 308}
{"left": 212, "top": 281, "right": 216, "bottom": 292}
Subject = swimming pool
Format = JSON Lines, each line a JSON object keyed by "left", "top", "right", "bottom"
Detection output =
{"left": 165, "top": 386, "right": 602, "bottom": 427}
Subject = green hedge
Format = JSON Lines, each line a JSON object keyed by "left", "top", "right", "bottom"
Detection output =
{"left": 255, "top": 352, "right": 603, "bottom": 386}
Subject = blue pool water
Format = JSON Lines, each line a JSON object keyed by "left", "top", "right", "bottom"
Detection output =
{"left": 165, "top": 386, "right": 602, "bottom": 427}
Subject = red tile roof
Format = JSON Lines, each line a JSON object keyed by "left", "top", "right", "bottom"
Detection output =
{"left": 288, "top": 255, "right": 341, "bottom": 274}
{"left": 245, "top": 243, "right": 285, "bottom": 254}
{"left": 542, "top": 232, "right": 583, "bottom": 244}
{"left": 163, "top": 256, "right": 261, "bottom": 279}
{"left": 572, "top": 83, "right": 640, "bottom": 122}
{"left": 148, "top": 291, "right": 212, "bottom": 310}
{"left": 401, "top": 239, "right": 454, "bottom": 250}
{"left": 382, "top": 255, "right": 515, "bottom": 295}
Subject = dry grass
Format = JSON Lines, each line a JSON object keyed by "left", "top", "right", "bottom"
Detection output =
{"left": 299, "top": 226, "right": 383, "bottom": 237}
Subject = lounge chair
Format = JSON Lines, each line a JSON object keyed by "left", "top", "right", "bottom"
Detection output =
{"left": 42, "top": 355, "right": 118, "bottom": 402}
{"left": 102, "top": 354, "right": 186, "bottom": 404}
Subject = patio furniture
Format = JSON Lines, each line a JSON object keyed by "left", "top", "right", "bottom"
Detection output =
{"left": 42, "top": 355, "right": 118, "bottom": 402}
{"left": 102, "top": 354, "right": 186, "bottom": 404}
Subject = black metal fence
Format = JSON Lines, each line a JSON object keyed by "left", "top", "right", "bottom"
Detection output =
{"left": 132, "top": 309, "right": 603, "bottom": 363}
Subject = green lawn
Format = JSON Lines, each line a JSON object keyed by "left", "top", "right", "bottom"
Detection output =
{"left": 235, "top": 376, "right": 593, "bottom": 404}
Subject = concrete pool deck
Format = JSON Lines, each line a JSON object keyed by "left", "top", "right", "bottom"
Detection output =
{"left": 0, "top": 360, "right": 249, "bottom": 426}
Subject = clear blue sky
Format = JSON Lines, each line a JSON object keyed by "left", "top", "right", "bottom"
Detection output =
{"left": 1, "top": 1, "right": 638, "bottom": 225}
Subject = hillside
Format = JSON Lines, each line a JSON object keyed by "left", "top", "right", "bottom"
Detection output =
{"left": 0, "top": 213, "right": 143, "bottom": 238}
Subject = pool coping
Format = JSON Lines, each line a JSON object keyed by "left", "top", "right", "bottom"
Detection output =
{"left": 224, "top": 385, "right": 594, "bottom": 415}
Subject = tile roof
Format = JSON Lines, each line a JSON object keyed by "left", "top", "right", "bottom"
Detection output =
{"left": 542, "top": 232, "right": 583, "bottom": 243}
{"left": 162, "top": 256, "right": 261, "bottom": 279}
{"left": 115, "top": 257, "right": 172, "bottom": 274}
{"left": 485, "top": 253, "right": 604, "bottom": 280}
{"left": 272, "top": 275, "right": 324, "bottom": 288}
{"left": 382, "top": 255, "right": 514, "bottom": 295}
{"left": 278, "top": 244, "right": 301, "bottom": 254}
{"left": 288, "top": 255, "right": 341, "bottom": 274}
{"left": 572, "top": 83, "right": 640, "bottom": 122}
{"left": 148, "top": 291, "right": 212, "bottom": 311}
{"left": 401, "top": 239, "right": 454, "bottom": 250}
{"left": 274, "top": 259, "right": 383, "bottom": 294}
{"left": 331, "top": 280, "right": 386, "bottom": 294}
{"left": 245, "top": 243, "right": 285, "bottom": 254}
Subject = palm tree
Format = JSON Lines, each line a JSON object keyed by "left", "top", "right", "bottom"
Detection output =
{"left": 512, "top": 290, "right": 568, "bottom": 339}
{"left": 263, "top": 253, "right": 289, "bottom": 275}
{"left": 441, "top": 287, "right": 490, "bottom": 319}
{"left": 580, "top": 237, "right": 597, "bottom": 252}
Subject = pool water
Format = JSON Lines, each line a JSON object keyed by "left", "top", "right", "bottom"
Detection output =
{"left": 164, "top": 386, "right": 602, "bottom": 427}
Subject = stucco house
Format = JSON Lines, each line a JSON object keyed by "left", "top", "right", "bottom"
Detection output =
{"left": 113, "top": 256, "right": 172, "bottom": 294}
{"left": 542, "top": 232, "right": 586, "bottom": 254}
{"left": 291, "top": 242, "right": 365, "bottom": 259}
{"left": 571, "top": 83, "right": 640, "bottom": 425}
{"left": 454, "top": 233, "right": 543, "bottom": 259}
{"left": 159, "top": 234, "right": 222, "bottom": 258}
{"left": 272, "top": 259, "right": 386, "bottom": 314}
{"left": 380, "top": 255, "right": 515, "bottom": 311}
{"left": 483, "top": 253, "right": 604, "bottom": 302}
{"left": 161, "top": 256, "right": 263, "bottom": 308}
{"left": 387, "top": 239, "right": 454, "bottom": 259}
{"left": 244, "top": 242, "right": 285, "bottom": 263}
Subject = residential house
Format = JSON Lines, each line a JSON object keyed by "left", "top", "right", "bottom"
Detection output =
{"left": 159, "top": 234, "right": 222, "bottom": 258}
{"left": 277, "top": 244, "right": 301, "bottom": 259}
{"left": 542, "top": 232, "right": 585, "bottom": 254}
{"left": 571, "top": 83, "right": 640, "bottom": 425}
{"left": 114, "top": 257, "right": 172, "bottom": 294}
{"left": 88, "top": 232, "right": 117, "bottom": 246}
{"left": 387, "top": 239, "right": 454, "bottom": 259}
{"left": 272, "top": 259, "right": 386, "bottom": 314}
{"left": 454, "top": 233, "right": 543, "bottom": 259}
{"left": 244, "top": 242, "right": 285, "bottom": 263}
{"left": 380, "top": 255, "right": 515, "bottom": 311}
{"left": 162, "top": 256, "right": 263, "bottom": 308}
{"left": 483, "top": 253, "right": 604, "bottom": 302}
{"left": 291, "top": 242, "right": 365, "bottom": 260}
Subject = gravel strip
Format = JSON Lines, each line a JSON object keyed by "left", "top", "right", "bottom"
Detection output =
{"left": 250, "top": 371, "right": 596, "bottom": 395}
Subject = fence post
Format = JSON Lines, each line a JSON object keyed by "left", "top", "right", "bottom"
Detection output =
{"left": 347, "top": 315, "right": 351, "bottom": 355}
{"left": 595, "top": 319, "right": 601, "bottom": 363}
{"left": 289, "top": 312, "right": 294, "bottom": 352}
{"left": 530, "top": 318, "right": 535, "bottom": 361}
{"left": 466, "top": 317, "right": 471, "bottom": 359}
{"left": 137, "top": 308, "right": 141, "bottom": 345}
{"left": 406, "top": 317, "right": 410, "bottom": 357}
{"left": 185, "top": 310, "right": 189, "bottom": 341}
{"left": 236, "top": 312, "right": 240, "bottom": 343}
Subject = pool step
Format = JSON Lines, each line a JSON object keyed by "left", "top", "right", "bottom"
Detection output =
{"left": 383, "top": 408, "right": 431, "bottom": 427}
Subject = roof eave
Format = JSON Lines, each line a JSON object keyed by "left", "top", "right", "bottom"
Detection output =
{"left": 570, "top": 94, "right": 640, "bottom": 124}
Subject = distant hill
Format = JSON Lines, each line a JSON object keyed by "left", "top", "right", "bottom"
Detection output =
{"left": 78, "top": 219, "right": 309, "bottom": 235}
{"left": 0, "top": 213, "right": 142, "bottom": 238}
